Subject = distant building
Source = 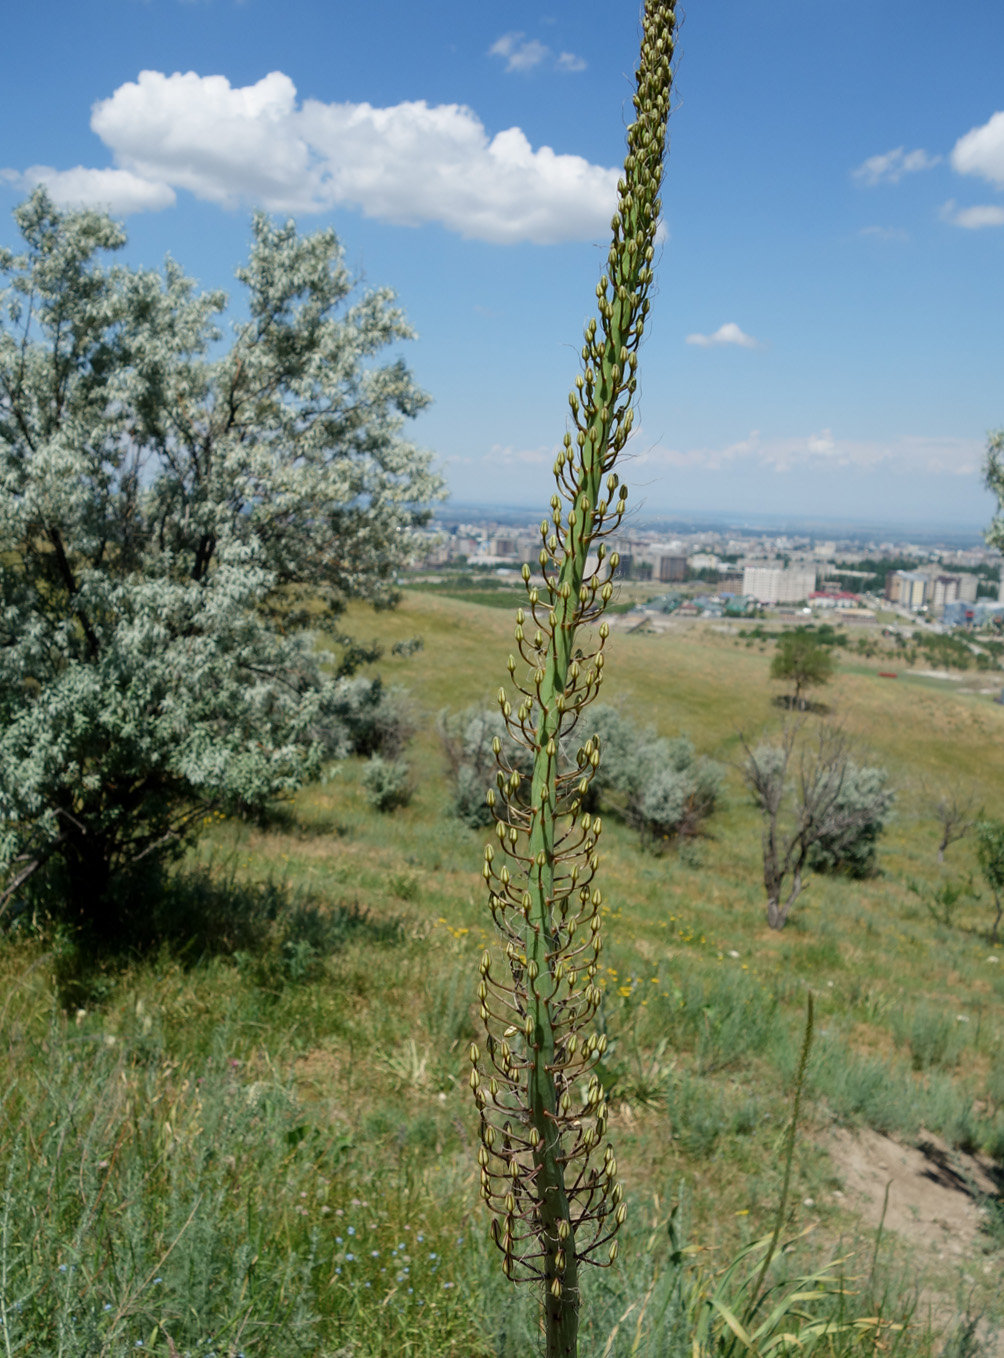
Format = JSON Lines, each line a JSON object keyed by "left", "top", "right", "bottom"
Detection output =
{"left": 887, "top": 568, "right": 979, "bottom": 612}
{"left": 942, "top": 600, "right": 975, "bottom": 628}
{"left": 973, "top": 601, "right": 1004, "bottom": 627}
{"left": 886, "top": 570, "right": 928, "bottom": 609}
{"left": 809, "top": 590, "right": 860, "bottom": 609}
{"left": 742, "top": 563, "right": 816, "bottom": 604}
{"left": 656, "top": 553, "right": 687, "bottom": 582}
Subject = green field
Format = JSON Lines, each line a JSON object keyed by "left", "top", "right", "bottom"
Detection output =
{"left": 3, "top": 589, "right": 1004, "bottom": 1356}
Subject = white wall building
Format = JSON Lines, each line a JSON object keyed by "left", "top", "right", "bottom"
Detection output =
{"left": 742, "top": 564, "right": 817, "bottom": 604}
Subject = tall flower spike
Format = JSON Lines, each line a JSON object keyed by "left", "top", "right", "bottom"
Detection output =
{"left": 471, "top": 6, "right": 676, "bottom": 1357}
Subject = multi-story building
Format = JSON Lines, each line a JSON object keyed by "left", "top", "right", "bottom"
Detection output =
{"left": 885, "top": 570, "right": 929, "bottom": 609}
{"left": 656, "top": 553, "right": 687, "bottom": 582}
{"left": 742, "top": 563, "right": 817, "bottom": 604}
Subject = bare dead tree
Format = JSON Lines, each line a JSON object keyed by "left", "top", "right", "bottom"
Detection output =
{"left": 929, "top": 784, "right": 982, "bottom": 863}
{"left": 741, "top": 720, "right": 891, "bottom": 930}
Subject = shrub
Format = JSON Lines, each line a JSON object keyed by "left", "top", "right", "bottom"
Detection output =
{"left": 742, "top": 722, "right": 892, "bottom": 928}
{"left": 361, "top": 755, "right": 412, "bottom": 812}
{"left": 632, "top": 737, "right": 723, "bottom": 851}
{"left": 975, "top": 818, "right": 1004, "bottom": 943}
{"left": 580, "top": 706, "right": 722, "bottom": 849}
{"left": 806, "top": 762, "right": 893, "bottom": 878}
{"left": 438, "top": 707, "right": 532, "bottom": 829}
{"left": 333, "top": 676, "right": 415, "bottom": 759}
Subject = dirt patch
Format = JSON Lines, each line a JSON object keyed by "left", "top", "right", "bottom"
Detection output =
{"left": 912, "top": 669, "right": 966, "bottom": 681}
{"left": 827, "top": 1125, "right": 1000, "bottom": 1259}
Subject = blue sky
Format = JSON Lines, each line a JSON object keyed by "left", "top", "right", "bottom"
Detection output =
{"left": 2, "top": 0, "right": 1003, "bottom": 530}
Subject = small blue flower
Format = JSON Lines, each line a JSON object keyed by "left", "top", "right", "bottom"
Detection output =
{"left": 347, "top": 1226, "right": 355, "bottom": 1236}
{"left": 104, "top": 1304, "right": 112, "bottom": 1312}
{"left": 417, "top": 1233, "right": 424, "bottom": 1242}
{"left": 371, "top": 1249, "right": 379, "bottom": 1257}
{"left": 336, "top": 1236, "right": 343, "bottom": 1244}
{"left": 429, "top": 1252, "right": 437, "bottom": 1260}
{"left": 345, "top": 1253, "right": 354, "bottom": 1261}
{"left": 58, "top": 1265, "right": 67, "bottom": 1273}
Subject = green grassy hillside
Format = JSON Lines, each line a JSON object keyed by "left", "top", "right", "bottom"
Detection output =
{"left": 2, "top": 590, "right": 1002, "bottom": 1356}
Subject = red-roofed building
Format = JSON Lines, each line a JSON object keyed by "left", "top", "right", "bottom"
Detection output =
{"left": 809, "top": 590, "right": 860, "bottom": 609}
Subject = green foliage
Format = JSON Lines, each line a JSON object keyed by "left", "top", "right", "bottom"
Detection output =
{"left": 334, "top": 677, "right": 415, "bottom": 760}
{"left": 0, "top": 191, "right": 441, "bottom": 932}
{"left": 362, "top": 754, "right": 413, "bottom": 812}
{"left": 985, "top": 429, "right": 1004, "bottom": 556}
{"left": 975, "top": 818, "right": 1004, "bottom": 942}
{"left": 805, "top": 762, "right": 893, "bottom": 878}
{"left": 906, "top": 874, "right": 981, "bottom": 928}
{"left": 770, "top": 630, "right": 836, "bottom": 708}
{"left": 894, "top": 1004, "right": 962, "bottom": 1072}
{"left": 742, "top": 725, "right": 892, "bottom": 928}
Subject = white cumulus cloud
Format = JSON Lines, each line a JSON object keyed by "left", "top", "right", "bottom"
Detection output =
{"left": 1, "top": 164, "right": 175, "bottom": 213}
{"left": 556, "top": 52, "right": 588, "bottom": 73}
{"left": 489, "top": 33, "right": 550, "bottom": 73}
{"left": 951, "top": 110, "right": 1004, "bottom": 187}
{"left": 940, "top": 198, "right": 1004, "bottom": 230}
{"left": 685, "top": 322, "right": 758, "bottom": 349}
{"left": 489, "top": 32, "right": 587, "bottom": 75}
{"left": 852, "top": 146, "right": 940, "bottom": 186}
{"left": 3, "top": 69, "right": 615, "bottom": 244}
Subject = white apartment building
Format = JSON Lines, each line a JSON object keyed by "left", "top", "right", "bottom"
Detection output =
{"left": 742, "top": 563, "right": 817, "bottom": 604}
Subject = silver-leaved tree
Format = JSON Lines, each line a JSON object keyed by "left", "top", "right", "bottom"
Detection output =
{"left": 0, "top": 190, "right": 442, "bottom": 933}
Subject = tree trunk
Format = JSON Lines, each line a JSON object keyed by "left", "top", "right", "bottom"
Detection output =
{"left": 767, "top": 872, "right": 802, "bottom": 930}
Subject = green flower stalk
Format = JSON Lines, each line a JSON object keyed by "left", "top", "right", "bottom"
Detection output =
{"left": 470, "top": 5, "right": 676, "bottom": 1355}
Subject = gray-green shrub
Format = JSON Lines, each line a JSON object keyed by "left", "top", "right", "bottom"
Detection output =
{"left": 438, "top": 706, "right": 532, "bottom": 829}
{"left": 362, "top": 754, "right": 413, "bottom": 812}
{"left": 580, "top": 706, "right": 722, "bottom": 850}
{"left": 806, "top": 762, "right": 893, "bottom": 878}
